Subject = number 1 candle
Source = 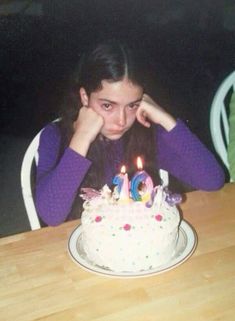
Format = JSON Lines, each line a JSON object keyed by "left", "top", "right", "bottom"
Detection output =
{"left": 130, "top": 157, "right": 154, "bottom": 202}
{"left": 113, "top": 165, "right": 130, "bottom": 202}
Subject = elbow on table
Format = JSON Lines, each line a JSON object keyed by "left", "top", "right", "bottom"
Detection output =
{"left": 35, "top": 200, "right": 68, "bottom": 227}
{"left": 196, "top": 170, "right": 225, "bottom": 191}
{"left": 40, "top": 215, "right": 65, "bottom": 227}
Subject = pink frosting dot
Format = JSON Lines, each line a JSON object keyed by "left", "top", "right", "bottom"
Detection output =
{"left": 123, "top": 224, "right": 131, "bottom": 231}
{"left": 155, "top": 214, "right": 163, "bottom": 221}
{"left": 95, "top": 216, "right": 102, "bottom": 222}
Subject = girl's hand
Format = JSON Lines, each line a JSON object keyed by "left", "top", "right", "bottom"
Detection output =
{"left": 136, "top": 94, "right": 177, "bottom": 131}
{"left": 69, "top": 106, "right": 104, "bottom": 156}
{"left": 73, "top": 106, "right": 104, "bottom": 143}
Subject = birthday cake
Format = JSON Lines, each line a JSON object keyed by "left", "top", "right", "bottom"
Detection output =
{"left": 80, "top": 180, "right": 182, "bottom": 273}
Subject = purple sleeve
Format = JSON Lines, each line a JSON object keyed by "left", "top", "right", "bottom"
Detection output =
{"left": 35, "top": 124, "right": 91, "bottom": 226}
{"left": 157, "top": 119, "right": 225, "bottom": 191}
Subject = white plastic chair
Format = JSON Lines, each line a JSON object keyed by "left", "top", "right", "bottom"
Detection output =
{"left": 210, "top": 70, "right": 235, "bottom": 172}
{"left": 21, "top": 128, "right": 44, "bottom": 230}
{"left": 21, "top": 119, "right": 61, "bottom": 230}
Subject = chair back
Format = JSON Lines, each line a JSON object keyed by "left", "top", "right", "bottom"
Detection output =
{"left": 21, "top": 119, "right": 61, "bottom": 230}
{"left": 21, "top": 129, "right": 43, "bottom": 230}
{"left": 210, "top": 70, "right": 235, "bottom": 170}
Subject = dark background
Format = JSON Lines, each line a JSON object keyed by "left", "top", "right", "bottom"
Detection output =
{"left": 1, "top": 0, "right": 235, "bottom": 236}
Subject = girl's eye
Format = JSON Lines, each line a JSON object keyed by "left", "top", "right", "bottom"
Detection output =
{"left": 128, "top": 103, "right": 139, "bottom": 110}
{"left": 102, "top": 103, "right": 112, "bottom": 110}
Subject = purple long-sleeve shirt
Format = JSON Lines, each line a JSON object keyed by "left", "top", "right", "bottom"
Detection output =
{"left": 35, "top": 120, "right": 225, "bottom": 226}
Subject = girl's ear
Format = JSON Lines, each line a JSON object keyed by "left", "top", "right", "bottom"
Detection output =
{"left": 79, "top": 87, "right": 89, "bottom": 106}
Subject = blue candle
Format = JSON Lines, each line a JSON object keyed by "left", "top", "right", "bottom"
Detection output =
{"left": 113, "top": 165, "right": 130, "bottom": 201}
{"left": 112, "top": 173, "right": 123, "bottom": 194}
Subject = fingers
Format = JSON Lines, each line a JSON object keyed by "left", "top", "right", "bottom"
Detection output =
{"left": 136, "top": 108, "right": 151, "bottom": 128}
{"left": 74, "top": 106, "right": 104, "bottom": 136}
{"left": 80, "top": 106, "right": 103, "bottom": 123}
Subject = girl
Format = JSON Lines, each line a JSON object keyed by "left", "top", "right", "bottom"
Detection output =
{"left": 36, "top": 40, "right": 225, "bottom": 226}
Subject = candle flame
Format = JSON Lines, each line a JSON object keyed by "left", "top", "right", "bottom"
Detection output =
{"left": 120, "top": 165, "right": 126, "bottom": 174}
{"left": 137, "top": 156, "right": 143, "bottom": 170}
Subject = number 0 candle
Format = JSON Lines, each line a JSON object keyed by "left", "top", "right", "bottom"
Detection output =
{"left": 130, "top": 157, "right": 154, "bottom": 202}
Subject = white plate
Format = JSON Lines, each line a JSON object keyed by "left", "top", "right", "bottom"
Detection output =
{"left": 68, "top": 220, "right": 197, "bottom": 278}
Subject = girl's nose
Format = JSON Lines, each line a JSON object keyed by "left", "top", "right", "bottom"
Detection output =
{"left": 118, "top": 110, "right": 126, "bottom": 127}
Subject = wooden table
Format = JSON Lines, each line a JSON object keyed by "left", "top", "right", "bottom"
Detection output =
{"left": 1, "top": 183, "right": 235, "bottom": 321}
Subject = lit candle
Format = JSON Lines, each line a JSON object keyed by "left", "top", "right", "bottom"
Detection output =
{"left": 130, "top": 156, "right": 154, "bottom": 202}
{"left": 113, "top": 165, "right": 130, "bottom": 202}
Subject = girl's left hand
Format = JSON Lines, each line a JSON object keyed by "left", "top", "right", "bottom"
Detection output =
{"left": 136, "top": 94, "right": 177, "bottom": 131}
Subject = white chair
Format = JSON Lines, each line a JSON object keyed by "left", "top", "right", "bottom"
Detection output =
{"left": 21, "top": 128, "right": 44, "bottom": 230}
{"left": 210, "top": 70, "right": 235, "bottom": 172}
{"left": 21, "top": 119, "right": 61, "bottom": 230}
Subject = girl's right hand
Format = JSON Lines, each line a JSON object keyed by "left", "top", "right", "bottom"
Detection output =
{"left": 69, "top": 106, "right": 104, "bottom": 156}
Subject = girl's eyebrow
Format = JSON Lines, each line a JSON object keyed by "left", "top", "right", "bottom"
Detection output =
{"left": 98, "top": 98, "right": 117, "bottom": 104}
{"left": 129, "top": 99, "right": 142, "bottom": 104}
{"left": 98, "top": 98, "right": 142, "bottom": 105}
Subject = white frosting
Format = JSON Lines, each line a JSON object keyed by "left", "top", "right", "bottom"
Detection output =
{"left": 81, "top": 186, "right": 181, "bottom": 272}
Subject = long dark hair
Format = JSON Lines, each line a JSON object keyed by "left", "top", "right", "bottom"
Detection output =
{"left": 58, "top": 40, "right": 160, "bottom": 217}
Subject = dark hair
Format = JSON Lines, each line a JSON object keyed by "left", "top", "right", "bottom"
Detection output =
{"left": 78, "top": 41, "right": 144, "bottom": 94}
{"left": 58, "top": 40, "right": 159, "bottom": 218}
{"left": 60, "top": 40, "right": 146, "bottom": 129}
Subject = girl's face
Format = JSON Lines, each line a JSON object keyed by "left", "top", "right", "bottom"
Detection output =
{"left": 80, "top": 77, "right": 143, "bottom": 140}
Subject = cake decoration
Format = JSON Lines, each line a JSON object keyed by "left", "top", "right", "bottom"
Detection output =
{"left": 165, "top": 188, "right": 182, "bottom": 206}
{"left": 123, "top": 224, "right": 131, "bottom": 231}
{"left": 155, "top": 214, "right": 163, "bottom": 221}
{"left": 95, "top": 216, "right": 102, "bottom": 222}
